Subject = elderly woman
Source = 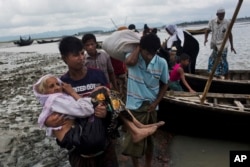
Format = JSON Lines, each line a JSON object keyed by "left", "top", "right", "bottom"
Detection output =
{"left": 33, "top": 74, "right": 165, "bottom": 167}
{"left": 165, "top": 24, "right": 199, "bottom": 74}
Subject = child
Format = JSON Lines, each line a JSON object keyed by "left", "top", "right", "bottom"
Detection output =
{"left": 169, "top": 53, "right": 196, "bottom": 93}
{"left": 82, "top": 33, "right": 118, "bottom": 91}
{"left": 33, "top": 74, "right": 164, "bottom": 145}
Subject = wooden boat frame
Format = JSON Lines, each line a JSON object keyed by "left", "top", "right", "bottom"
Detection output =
{"left": 183, "top": 69, "right": 250, "bottom": 94}
{"left": 36, "top": 39, "right": 61, "bottom": 44}
{"left": 185, "top": 28, "right": 206, "bottom": 35}
{"left": 158, "top": 91, "right": 250, "bottom": 141}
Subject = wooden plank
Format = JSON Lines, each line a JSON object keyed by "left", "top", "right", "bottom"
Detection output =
{"left": 246, "top": 99, "right": 250, "bottom": 105}
{"left": 165, "top": 91, "right": 250, "bottom": 99}
{"left": 213, "top": 98, "right": 218, "bottom": 107}
{"left": 234, "top": 100, "right": 244, "bottom": 111}
{"left": 164, "top": 95, "right": 250, "bottom": 112}
{"left": 215, "top": 103, "right": 250, "bottom": 112}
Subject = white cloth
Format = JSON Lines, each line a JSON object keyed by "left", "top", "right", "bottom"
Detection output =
{"left": 102, "top": 29, "right": 141, "bottom": 61}
{"left": 207, "top": 18, "right": 230, "bottom": 50}
{"left": 217, "top": 8, "right": 225, "bottom": 13}
{"left": 165, "top": 24, "right": 185, "bottom": 49}
{"left": 33, "top": 74, "right": 94, "bottom": 136}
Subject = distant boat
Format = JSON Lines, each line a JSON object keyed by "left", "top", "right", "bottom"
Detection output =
{"left": 186, "top": 28, "right": 206, "bottom": 35}
{"left": 36, "top": 39, "right": 61, "bottom": 44}
{"left": 14, "top": 36, "right": 33, "bottom": 46}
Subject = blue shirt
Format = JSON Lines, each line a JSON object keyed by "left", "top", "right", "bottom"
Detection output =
{"left": 125, "top": 53, "right": 169, "bottom": 110}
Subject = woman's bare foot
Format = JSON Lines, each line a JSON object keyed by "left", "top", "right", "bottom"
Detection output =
{"left": 131, "top": 126, "right": 158, "bottom": 143}
{"left": 153, "top": 121, "right": 165, "bottom": 127}
{"left": 135, "top": 121, "right": 165, "bottom": 128}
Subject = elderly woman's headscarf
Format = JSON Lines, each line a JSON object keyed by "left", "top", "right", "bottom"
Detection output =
{"left": 33, "top": 74, "right": 62, "bottom": 106}
{"left": 165, "top": 24, "right": 185, "bottom": 48}
{"left": 33, "top": 74, "right": 64, "bottom": 136}
{"left": 165, "top": 24, "right": 177, "bottom": 35}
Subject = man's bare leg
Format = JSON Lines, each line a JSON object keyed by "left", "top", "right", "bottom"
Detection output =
{"left": 126, "top": 109, "right": 165, "bottom": 128}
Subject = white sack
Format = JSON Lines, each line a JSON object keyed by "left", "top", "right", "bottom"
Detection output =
{"left": 102, "top": 30, "right": 141, "bottom": 61}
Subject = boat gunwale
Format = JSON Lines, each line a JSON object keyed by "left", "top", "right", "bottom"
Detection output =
{"left": 184, "top": 72, "right": 250, "bottom": 84}
{"left": 162, "top": 91, "right": 250, "bottom": 114}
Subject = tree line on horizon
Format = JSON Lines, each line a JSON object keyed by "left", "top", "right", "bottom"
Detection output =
{"left": 177, "top": 16, "right": 250, "bottom": 27}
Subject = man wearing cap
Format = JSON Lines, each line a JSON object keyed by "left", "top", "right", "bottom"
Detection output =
{"left": 204, "top": 7, "right": 236, "bottom": 79}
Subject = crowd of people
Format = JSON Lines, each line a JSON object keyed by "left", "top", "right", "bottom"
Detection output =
{"left": 32, "top": 6, "right": 236, "bottom": 167}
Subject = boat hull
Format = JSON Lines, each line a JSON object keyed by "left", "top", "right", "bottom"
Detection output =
{"left": 37, "top": 39, "right": 61, "bottom": 44}
{"left": 158, "top": 92, "right": 250, "bottom": 142}
{"left": 14, "top": 36, "right": 33, "bottom": 46}
{"left": 184, "top": 69, "right": 250, "bottom": 94}
{"left": 186, "top": 28, "right": 206, "bottom": 35}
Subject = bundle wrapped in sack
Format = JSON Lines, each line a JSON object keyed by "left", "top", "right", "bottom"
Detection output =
{"left": 56, "top": 116, "right": 108, "bottom": 155}
{"left": 102, "top": 29, "right": 141, "bottom": 61}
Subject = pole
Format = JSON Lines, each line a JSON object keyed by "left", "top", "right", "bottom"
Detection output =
{"left": 110, "top": 18, "right": 118, "bottom": 29}
{"left": 200, "top": 0, "right": 243, "bottom": 104}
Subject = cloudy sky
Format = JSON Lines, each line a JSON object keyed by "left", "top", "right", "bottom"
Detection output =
{"left": 0, "top": 0, "right": 249, "bottom": 38}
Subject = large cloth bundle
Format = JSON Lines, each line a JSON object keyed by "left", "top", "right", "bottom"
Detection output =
{"left": 102, "top": 30, "right": 141, "bottom": 61}
{"left": 56, "top": 116, "right": 108, "bottom": 155}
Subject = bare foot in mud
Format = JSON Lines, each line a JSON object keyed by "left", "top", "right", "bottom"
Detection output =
{"left": 132, "top": 126, "right": 158, "bottom": 143}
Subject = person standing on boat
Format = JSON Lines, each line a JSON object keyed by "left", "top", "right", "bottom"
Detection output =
{"left": 122, "top": 33, "right": 169, "bottom": 167}
{"left": 164, "top": 24, "right": 199, "bottom": 74}
{"left": 168, "top": 53, "right": 196, "bottom": 93}
{"left": 204, "top": 7, "right": 236, "bottom": 79}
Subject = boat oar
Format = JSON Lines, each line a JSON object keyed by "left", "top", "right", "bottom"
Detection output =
{"left": 200, "top": 0, "right": 243, "bottom": 104}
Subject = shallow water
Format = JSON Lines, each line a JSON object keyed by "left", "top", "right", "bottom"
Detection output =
{"left": 167, "top": 135, "right": 250, "bottom": 167}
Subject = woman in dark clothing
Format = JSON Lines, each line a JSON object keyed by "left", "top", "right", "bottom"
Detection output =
{"left": 165, "top": 24, "right": 199, "bottom": 74}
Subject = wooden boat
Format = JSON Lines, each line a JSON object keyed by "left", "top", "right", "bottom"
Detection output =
{"left": 14, "top": 36, "right": 33, "bottom": 46}
{"left": 186, "top": 28, "right": 206, "bottom": 35}
{"left": 37, "top": 39, "right": 61, "bottom": 44}
{"left": 158, "top": 91, "right": 250, "bottom": 141}
{"left": 183, "top": 69, "right": 250, "bottom": 94}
